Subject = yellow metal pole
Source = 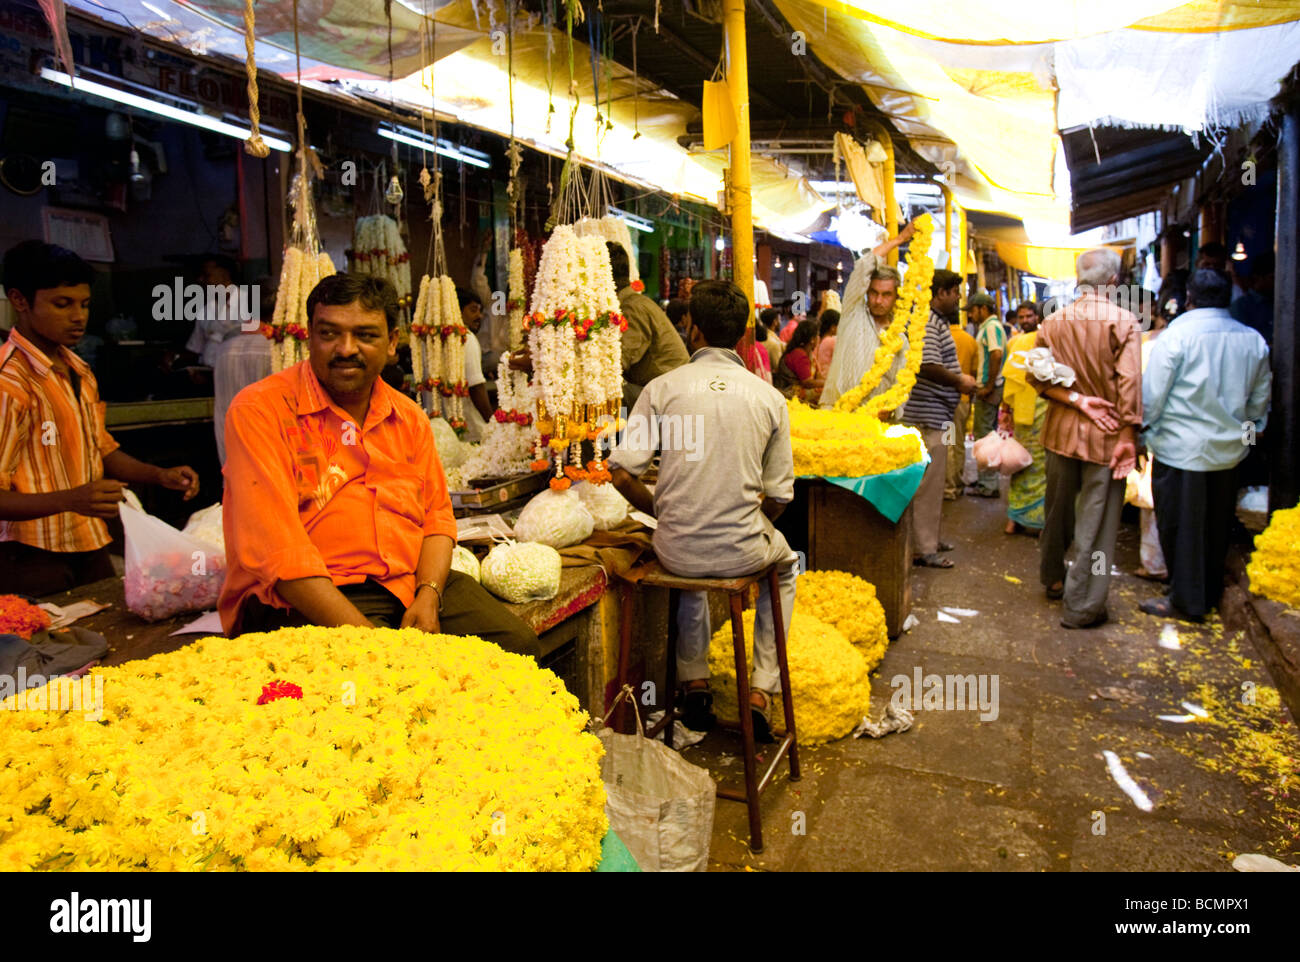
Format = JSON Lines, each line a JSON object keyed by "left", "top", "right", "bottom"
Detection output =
{"left": 723, "top": 0, "right": 754, "bottom": 330}
{"left": 957, "top": 204, "right": 968, "bottom": 314}
{"left": 941, "top": 183, "right": 953, "bottom": 264}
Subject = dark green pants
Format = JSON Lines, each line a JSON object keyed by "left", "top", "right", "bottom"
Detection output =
{"left": 239, "top": 571, "right": 541, "bottom": 658}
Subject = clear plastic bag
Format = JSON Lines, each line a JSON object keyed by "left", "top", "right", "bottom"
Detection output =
{"left": 119, "top": 501, "right": 225, "bottom": 621}
{"left": 513, "top": 488, "right": 594, "bottom": 548}
{"left": 575, "top": 480, "right": 628, "bottom": 530}
{"left": 480, "top": 541, "right": 561, "bottom": 603}
{"left": 451, "top": 544, "right": 481, "bottom": 583}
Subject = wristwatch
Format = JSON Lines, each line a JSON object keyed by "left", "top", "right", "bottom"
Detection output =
{"left": 1068, "top": 391, "right": 1081, "bottom": 406}
{"left": 417, "top": 579, "right": 444, "bottom": 611}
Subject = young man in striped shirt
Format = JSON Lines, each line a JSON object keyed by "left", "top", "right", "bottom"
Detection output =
{"left": 0, "top": 241, "right": 199, "bottom": 596}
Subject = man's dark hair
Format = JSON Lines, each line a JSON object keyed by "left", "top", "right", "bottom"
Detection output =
{"left": 1186, "top": 268, "right": 1232, "bottom": 309}
{"left": 1197, "top": 241, "right": 1227, "bottom": 261}
{"left": 931, "top": 268, "right": 962, "bottom": 295}
{"left": 1005, "top": 308, "right": 1017, "bottom": 324}
{"left": 759, "top": 307, "right": 780, "bottom": 330}
{"left": 665, "top": 298, "right": 689, "bottom": 328}
{"left": 605, "top": 241, "right": 631, "bottom": 286}
{"left": 1017, "top": 301, "right": 1043, "bottom": 320}
{"left": 818, "top": 309, "right": 840, "bottom": 336}
{"left": 306, "top": 272, "right": 399, "bottom": 331}
{"left": 456, "top": 286, "right": 482, "bottom": 310}
{"left": 688, "top": 280, "right": 749, "bottom": 348}
{"left": 3, "top": 240, "right": 94, "bottom": 304}
{"left": 200, "top": 253, "right": 238, "bottom": 279}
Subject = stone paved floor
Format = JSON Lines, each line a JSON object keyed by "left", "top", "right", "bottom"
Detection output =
{"left": 686, "top": 491, "right": 1299, "bottom": 871}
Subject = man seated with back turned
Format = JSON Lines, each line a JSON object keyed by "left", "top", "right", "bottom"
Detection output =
{"left": 218, "top": 272, "right": 539, "bottom": 656}
{"left": 610, "top": 280, "right": 797, "bottom": 743}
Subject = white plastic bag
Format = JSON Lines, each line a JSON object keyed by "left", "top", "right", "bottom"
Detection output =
{"left": 961, "top": 436, "right": 979, "bottom": 485}
{"left": 597, "top": 693, "right": 716, "bottom": 872}
{"left": 181, "top": 502, "right": 225, "bottom": 553}
{"left": 575, "top": 480, "right": 628, "bottom": 530}
{"left": 480, "top": 541, "right": 561, "bottom": 602}
{"left": 119, "top": 500, "right": 226, "bottom": 621}
{"left": 996, "top": 435, "right": 1033, "bottom": 476}
{"left": 450, "top": 544, "right": 481, "bottom": 583}
{"left": 513, "top": 488, "right": 594, "bottom": 548}
{"left": 972, "top": 431, "right": 1003, "bottom": 472}
{"left": 431, "top": 415, "right": 469, "bottom": 470}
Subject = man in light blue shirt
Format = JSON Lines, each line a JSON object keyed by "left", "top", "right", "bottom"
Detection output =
{"left": 1140, "top": 269, "right": 1271, "bottom": 623}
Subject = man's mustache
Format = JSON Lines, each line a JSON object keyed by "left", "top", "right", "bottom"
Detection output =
{"left": 330, "top": 359, "right": 365, "bottom": 368}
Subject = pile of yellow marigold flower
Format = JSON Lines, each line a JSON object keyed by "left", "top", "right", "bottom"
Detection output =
{"left": 789, "top": 401, "right": 926, "bottom": 479}
{"left": 1246, "top": 505, "right": 1300, "bottom": 609}
{"left": 707, "top": 571, "right": 890, "bottom": 745}
{"left": 0, "top": 626, "right": 607, "bottom": 871}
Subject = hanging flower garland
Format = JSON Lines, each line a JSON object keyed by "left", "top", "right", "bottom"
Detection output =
{"left": 347, "top": 214, "right": 412, "bottom": 311}
{"left": 507, "top": 247, "right": 527, "bottom": 352}
{"left": 264, "top": 246, "right": 336, "bottom": 372}
{"left": 525, "top": 226, "right": 626, "bottom": 489}
{"left": 833, "top": 212, "right": 936, "bottom": 416}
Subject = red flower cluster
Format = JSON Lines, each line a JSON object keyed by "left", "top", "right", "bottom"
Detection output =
{"left": 493, "top": 409, "right": 533, "bottom": 425}
{"left": 256, "top": 680, "right": 303, "bottom": 705}
{"left": 0, "top": 594, "right": 51, "bottom": 640}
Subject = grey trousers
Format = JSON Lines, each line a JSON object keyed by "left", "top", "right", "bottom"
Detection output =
{"left": 971, "top": 385, "right": 1003, "bottom": 493}
{"left": 912, "top": 425, "right": 948, "bottom": 556}
{"left": 673, "top": 527, "right": 798, "bottom": 694}
{"left": 1040, "top": 451, "right": 1125, "bottom": 624}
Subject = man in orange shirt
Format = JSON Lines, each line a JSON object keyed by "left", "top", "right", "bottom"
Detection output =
{"left": 218, "top": 272, "right": 539, "bottom": 655}
{"left": 945, "top": 310, "right": 978, "bottom": 500}
{"left": 1, "top": 241, "right": 199, "bottom": 596}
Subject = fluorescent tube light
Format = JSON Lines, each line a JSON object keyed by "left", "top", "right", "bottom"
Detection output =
{"left": 39, "top": 68, "right": 292, "bottom": 152}
{"left": 606, "top": 205, "right": 654, "bottom": 233}
{"left": 377, "top": 126, "right": 491, "bottom": 169}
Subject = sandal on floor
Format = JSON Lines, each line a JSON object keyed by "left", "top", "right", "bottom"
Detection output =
{"left": 749, "top": 689, "right": 777, "bottom": 744}
{"left": 1138, "top": 597, "right": 1203, "bottom": 624}
{"left": 680, "top": 682, "right": 717, "bottom": 732}
{"left": 1134, "top": 566, "right": 1168, "bottom": 582}
{"left": 1045, "top": 582, "right": 1064, "bottom": 600}
{"left": 938, "top": 541, "right": 955, "bottom": 552}
{"left": 913, "top": 553, "right": 955, "bottom": 568}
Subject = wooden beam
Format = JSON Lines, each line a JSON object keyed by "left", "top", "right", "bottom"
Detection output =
{"left": 1273, "top": 107, "right": 1300, "bottom": 513}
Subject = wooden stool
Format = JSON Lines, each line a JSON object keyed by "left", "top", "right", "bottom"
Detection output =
{"left": 613, "top": 560, "right": 800, "bottom": 853}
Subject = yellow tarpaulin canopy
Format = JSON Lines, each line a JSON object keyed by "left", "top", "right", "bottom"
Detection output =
{"left": 392, "top": 0, "right": 832, "bottom": 234}
{"left": 993, "top": 241, "right": 1104, "bottom": 281}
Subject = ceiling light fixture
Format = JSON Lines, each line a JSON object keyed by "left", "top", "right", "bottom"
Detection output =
{"left": 378, "top": 126, "right": 491, "bottom": 169}
{"left": 40, "top": 67, "right": 292, "bottom": 152}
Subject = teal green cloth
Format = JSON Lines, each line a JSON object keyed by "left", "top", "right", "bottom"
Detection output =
{"left": 594, "top": 829, "right": 641, "bottom": 872}
{"left": 799, "top": 451, "right": 931, "bottom": 523}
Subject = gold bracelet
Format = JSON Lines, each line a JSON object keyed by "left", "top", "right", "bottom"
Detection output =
{"left": 417, "top": 579, "right": 443, "bottom": 611}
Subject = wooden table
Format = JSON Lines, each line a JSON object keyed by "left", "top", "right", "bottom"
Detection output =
{"left": 803, "top": 479, "right": 913, "bottom": 638}
{"left": 39, "top": 578, "right": 195, "bottom": 667}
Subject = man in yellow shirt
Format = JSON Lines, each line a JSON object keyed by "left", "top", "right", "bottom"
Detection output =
{"left": 945, "top": 313, "right": 978, "bottom": 500}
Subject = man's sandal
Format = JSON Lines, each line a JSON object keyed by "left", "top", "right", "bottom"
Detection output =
{"left": 680, "top": 681, "right": 717, "bottom": 732}
{"left": 913, "top": 553, "right": 955, "bottom": 568}
{"left": 749, "top": 689, "right": 777, "bottom": 744}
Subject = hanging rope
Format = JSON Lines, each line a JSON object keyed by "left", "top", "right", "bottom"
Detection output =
{"left": 241, "top": 0, "right": 270, "bottom": 158}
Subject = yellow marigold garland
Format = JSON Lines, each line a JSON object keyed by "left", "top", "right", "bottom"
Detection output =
{"left": 1246, "top": 505, "right": 1300, "bottom": 609}
{"left": 792, "top": 570, "right": 889, "bottom": 671}
{"left": 834, "top": 213, "right": 937, "bottom": 415}
{"left": 789, "top": 399, "right": 926, "bottom": 478}
{"left": 708, "top": 609, "right": 868, "bottom": 746}
{"left": 0, "top": 627, "right": 607, "bottom": 871}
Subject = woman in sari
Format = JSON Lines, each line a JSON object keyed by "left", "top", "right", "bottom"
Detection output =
{"left": 773, "top": 319, "right": 822, "bottom": 402}
{"left": 1001, "top": 302, "right": 1047, "bottom": 534}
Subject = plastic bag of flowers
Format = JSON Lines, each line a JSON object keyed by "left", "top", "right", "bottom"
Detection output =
{"left": 481, "top": 541, "right": 562, "bottom": 602}
{"left": 513, "top": 488, "right": 595, "bottom": 548}
{"left": 575, "top": 480, "right": 628, "bottom": 530}
{"left": 431, "top": 415, "right": 470, "bottom": 470}
{"left": 707, "top": 609, "right": 869, "bottom": 745}
{"left": 0, "top": 625, "right": 608, "bottom": 871}
{"left": 451, "top": 544, "right": 481, "bottom": 582}
{"left": 119, "top": 500, "right": 225, "bottom": 621}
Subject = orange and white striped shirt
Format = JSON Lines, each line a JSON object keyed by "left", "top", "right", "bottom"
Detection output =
{"left": 0, "top": 329, "right": 120, "bottom": 552}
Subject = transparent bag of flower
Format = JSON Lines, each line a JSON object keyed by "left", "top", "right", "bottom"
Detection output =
{"left": 514, "top": 488, "right": 594, "bottom": 548}
{"left": 451, "top": 545, "right": 481, "bottom": 582}
{"left": 431, "top": 415, "right": 470, "bottom": 470}
{"left": 575, "top": 480, "right": 628, "bottom": 530}
{"left": 181, "top": 502, "right": 224, "bottom": 554}
{"left": 481, "top": 541, "right": 562, "bottom": 602}
{"left": 119, "top": 501, "right": 225, "bottom": 621}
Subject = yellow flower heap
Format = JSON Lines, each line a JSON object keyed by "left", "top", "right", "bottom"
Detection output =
{"left": 1246, "top": 505, "right": 1300, "bottom": 609}
{"left": 788, "top": 214, "right": 936, "bottom": 478}
{"left": 0, "top": 627, "right": 607, "bottom": 871}
{"left": 707, "top": 571, "right": 890, "bottom": 745}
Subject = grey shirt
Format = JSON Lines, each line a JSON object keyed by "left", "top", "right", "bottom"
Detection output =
{"left": 609, "top": 347, "right": 794, "bottom": 576}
